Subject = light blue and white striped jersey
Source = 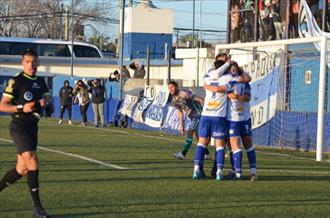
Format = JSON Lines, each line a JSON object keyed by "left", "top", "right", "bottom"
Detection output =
{"left": 227, "top": 83, "right": 251, "bottom": 121}
{"left": 202, "top": 74, "right": 233, "bottom": 117}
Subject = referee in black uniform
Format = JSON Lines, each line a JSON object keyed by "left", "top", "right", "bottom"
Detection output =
{"left": 0, "top": 49, "right": 52, "bottom": 218}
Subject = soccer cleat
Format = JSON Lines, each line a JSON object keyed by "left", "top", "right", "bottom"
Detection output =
{"left": 231, "top": 173, "right": 242, "bottom": 181}
{"left": 227, "top": 171, "right": 237, "bottom": 180}
{"left": 250, "top": 173, "right": 258, "bottom": 181}
{"left": 173, "top": 152, "right": 185, "bottom": 160}
{"left": 81, "top": 122, "right": 86, "bottom": 127}
{"left": 216, "top": 172, "right": 224, "bottom": 181}
{"left": 94, "top": 124, "right": 99, "bottom": 128}
{"left": 210, "top": 165, "right": 217, "bottom": 178}
{"left": 192, "top": 170, "right": 201, "bottom": 180}
{"left": 200, "top": 168, "right": 207, "bottom": 179}
{"left": 58, "top": 119, "right": 62, "bottom": 124}
{"left": 34, "top": 207, "right": 49, "bottom": 218}
{"left": 68, "top": 120, "right": 72, "bottom": 125}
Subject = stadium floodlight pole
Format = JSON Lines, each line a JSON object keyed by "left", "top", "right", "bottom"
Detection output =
{"left": 192, "top": 0, "right": 195, "bottom": 48}
{"left": 214, "top": 36, "right": 328, "bottom": 162}
{"left": 199, "top": 0, "right": 202, "bottom": 48}
{"left": 70, "top": 0, "right": 74, "bottom": 78}
{"left": 316, "top": 35, "right": 327, "bottom": 162}
{"left": 119, "top": 0, "right": 126, "bottom": 100}
{"left": 146, "top": 46, "right": 150, "bottom": 86}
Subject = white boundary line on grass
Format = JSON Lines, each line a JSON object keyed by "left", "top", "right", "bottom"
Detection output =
{"left": 43, "top": 120, "right": 183, "bottom": 143}
{"left": 256, "top": 169, "right": 330, "bottom": 175}
{"left": 42, "top": 120, "right": 330, "bottom": 163}
{"left": 257, "top": 151, "right": 330, "bottom": 163}
{"left": 0, "top": 137, "right": 129, "bottom": 170}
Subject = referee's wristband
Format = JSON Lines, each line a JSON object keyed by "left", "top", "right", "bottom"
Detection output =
{"left": 16, "top": 104, "right": 24, "bottom": 113}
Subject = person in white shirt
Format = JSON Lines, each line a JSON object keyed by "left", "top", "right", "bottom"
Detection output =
{"left": 192, "top": 59, "right": 234, "bottom": 181}
{"left": 226, "top": 62, "right": 257, "bottom": 181}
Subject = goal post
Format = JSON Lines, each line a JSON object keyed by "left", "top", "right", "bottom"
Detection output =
{"left": 215, "top": 36, "right": 329, "bottom": 162}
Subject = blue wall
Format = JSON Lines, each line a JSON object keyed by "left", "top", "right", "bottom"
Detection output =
{"left": 52, "top": 75, "right": 121, "bottom": 124}
{"left": 124, "top": 32, "right": 172, "bottom": 60}
{"left": 288, "top": 44, "right": 330, "bottom": 112}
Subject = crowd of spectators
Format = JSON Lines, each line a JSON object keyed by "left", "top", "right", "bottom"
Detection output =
{"left": 230, "top": 0, "right": 329, "bottom": 43}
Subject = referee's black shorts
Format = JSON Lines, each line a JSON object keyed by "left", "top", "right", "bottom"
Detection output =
{"left": 10, "top": 119, "right": 38, "bottom": 154}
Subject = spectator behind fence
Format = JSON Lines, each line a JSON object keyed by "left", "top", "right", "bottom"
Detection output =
{"left": 231, "top": 4, "right": 241, "bottom": 43}
{"left": 261, "top": 0, "right": 276, "bottom": 40}
{"left": 58, "top": 80, "right": 73, "bottom": 125}
{"left": 307, "top": 0, "right": 320, "bottom": 19}
{"left": 129, "top": 61, "right": 146, "bottom": 78}
{"left": 87, "top": 79, "right": 106, "bottom": 128}
{"left": 109, "top": 70, "right": 120, "bottom": 82}
{"left": 271, "top": 0, "right": 283, "bottom": 39}
{"left": 238, "top": 0, "right": 253, "bottom": 42}
{"left": 122, "top": 65, "right": 131, "bottom": 80}
{"left": 292, "top": 0, "right": 300, "bottom": 38}
{"left": 73, "top": 80, "right": 90, "bottom": 127}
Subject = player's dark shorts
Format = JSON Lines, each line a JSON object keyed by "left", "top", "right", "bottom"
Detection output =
{"left": 10, "top": 119, "right": 38, "bottom": 154}
{"left": 187, "top": 115, "right": 200, "bottom": 132}
{"left": 228, "top": 119, "right": 252, "bottom": 137}
{"left": 198, "top": 116, "right": 228, "bottom": 140}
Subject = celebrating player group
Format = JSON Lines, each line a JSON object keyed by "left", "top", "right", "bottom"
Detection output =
{"left": 169, "top": 53, "right": 257, "bottom": 181}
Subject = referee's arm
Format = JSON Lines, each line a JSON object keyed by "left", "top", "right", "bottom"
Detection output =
{"left": 0, "top": 96, "right": 35, "bottom": 113}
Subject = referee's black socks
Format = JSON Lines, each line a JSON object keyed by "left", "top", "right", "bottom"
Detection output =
{"left": 0, "top": 167, "right": 22, "bottom": 192}
{"left": 27, "top": 170, "right": 43, "bottom": 208}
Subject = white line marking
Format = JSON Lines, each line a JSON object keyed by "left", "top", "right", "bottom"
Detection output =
{"left": 256, "top": 169, "right": 330, "bottom": 175}
{"left": 0, "top": 137, "right": 128, "bottom": 170}
{"left": 42, "top": 120, "right": 183, "bottom": 143}
{"left": 42, "top": 120, "right": 330, "bottom": 163}
{"left": 2, "top": 119, "right": 330, "bottom": 165}
{"left": 257, "top": 151, "right": 330, "bottom": 163}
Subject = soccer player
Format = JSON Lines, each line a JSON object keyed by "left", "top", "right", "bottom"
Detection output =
{"left": 168, "top": 81, "right": 207, "bottom": 160}
{"left": 209, "top": 53, "right": 252, "bottom": 178}
{"left": 58, "top": 80, "right": 73, "bottom": 125}
{"left": 193, "top": 59, "right": 233, "bottom": 181}
{"left": 226, "top": 62, "right": 257, "bottom": 180}
{"left": 0, "top": 49, "right": 52, "bottom": 218}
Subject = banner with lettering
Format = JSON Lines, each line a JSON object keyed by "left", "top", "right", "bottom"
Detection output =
{"left": 132, "top": 97, "right": 152, "bottom": 123}
{"left": 162, "top": 106, "right": 181, "bottom": 131}
{"left": 250, "top": 65, "right": 279, "bottom": 129}
{"left": 145, "top": 85, "right": 169, "bottom": 128}
{"left": 0, "top": 76, "right": 12, "bottom": 98}
{"left": 119, "top": 94, "right": 139, "bottom": 118}
{"left": 162, "top": 106, "right": 192, "bottom": 134}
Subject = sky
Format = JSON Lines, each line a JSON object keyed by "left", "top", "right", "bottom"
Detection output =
{"left": 89, "top": 0, "right": 229, "bottom": 44}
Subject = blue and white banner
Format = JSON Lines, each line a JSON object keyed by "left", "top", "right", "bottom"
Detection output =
{"left": 162, "top": 106, "right": 181, "bottom": 131}
{"left": 145, "top": 85, "right": 169, "bottom": 128}
{"left": 0, "top": 76, "right": 12, "bottom": 98}
{"left": 162, "top": 106, "right": 192, "bottom": 133}
{"left": 250, "top": 65, "right": 279, "bottom": 129}
{"left": 299, "top": 0, "right": 330, "bottom": 66}
{"left": 132, "top": 97, "right": 152, "bottom": 123}
{"left": 119, "top": 94, "right": 139, "bottom": 118}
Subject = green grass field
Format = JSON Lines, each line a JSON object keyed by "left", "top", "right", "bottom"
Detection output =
{"left": 0, "top": 116, "right": 330, "bottom": 218}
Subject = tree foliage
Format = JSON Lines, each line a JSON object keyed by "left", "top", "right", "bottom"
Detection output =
{"left": 0, "top": 0, "right": 113, "bottom": 40}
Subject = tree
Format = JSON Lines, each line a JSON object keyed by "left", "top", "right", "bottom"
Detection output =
{"left": 0, "top": 0, "right": 114, "bottom": 40}
{"left": 88, "top": 33, "right": 112, "bottom": 50}
{"left": 179, "top": 34, "right": 212, "bottom": 48}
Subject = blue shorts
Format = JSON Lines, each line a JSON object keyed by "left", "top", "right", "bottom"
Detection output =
{"left": 228, "top": 119, "right": 252, "bottom": 137}
{"left": 198, "top": 116, "right": 228, "bottom": 140}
